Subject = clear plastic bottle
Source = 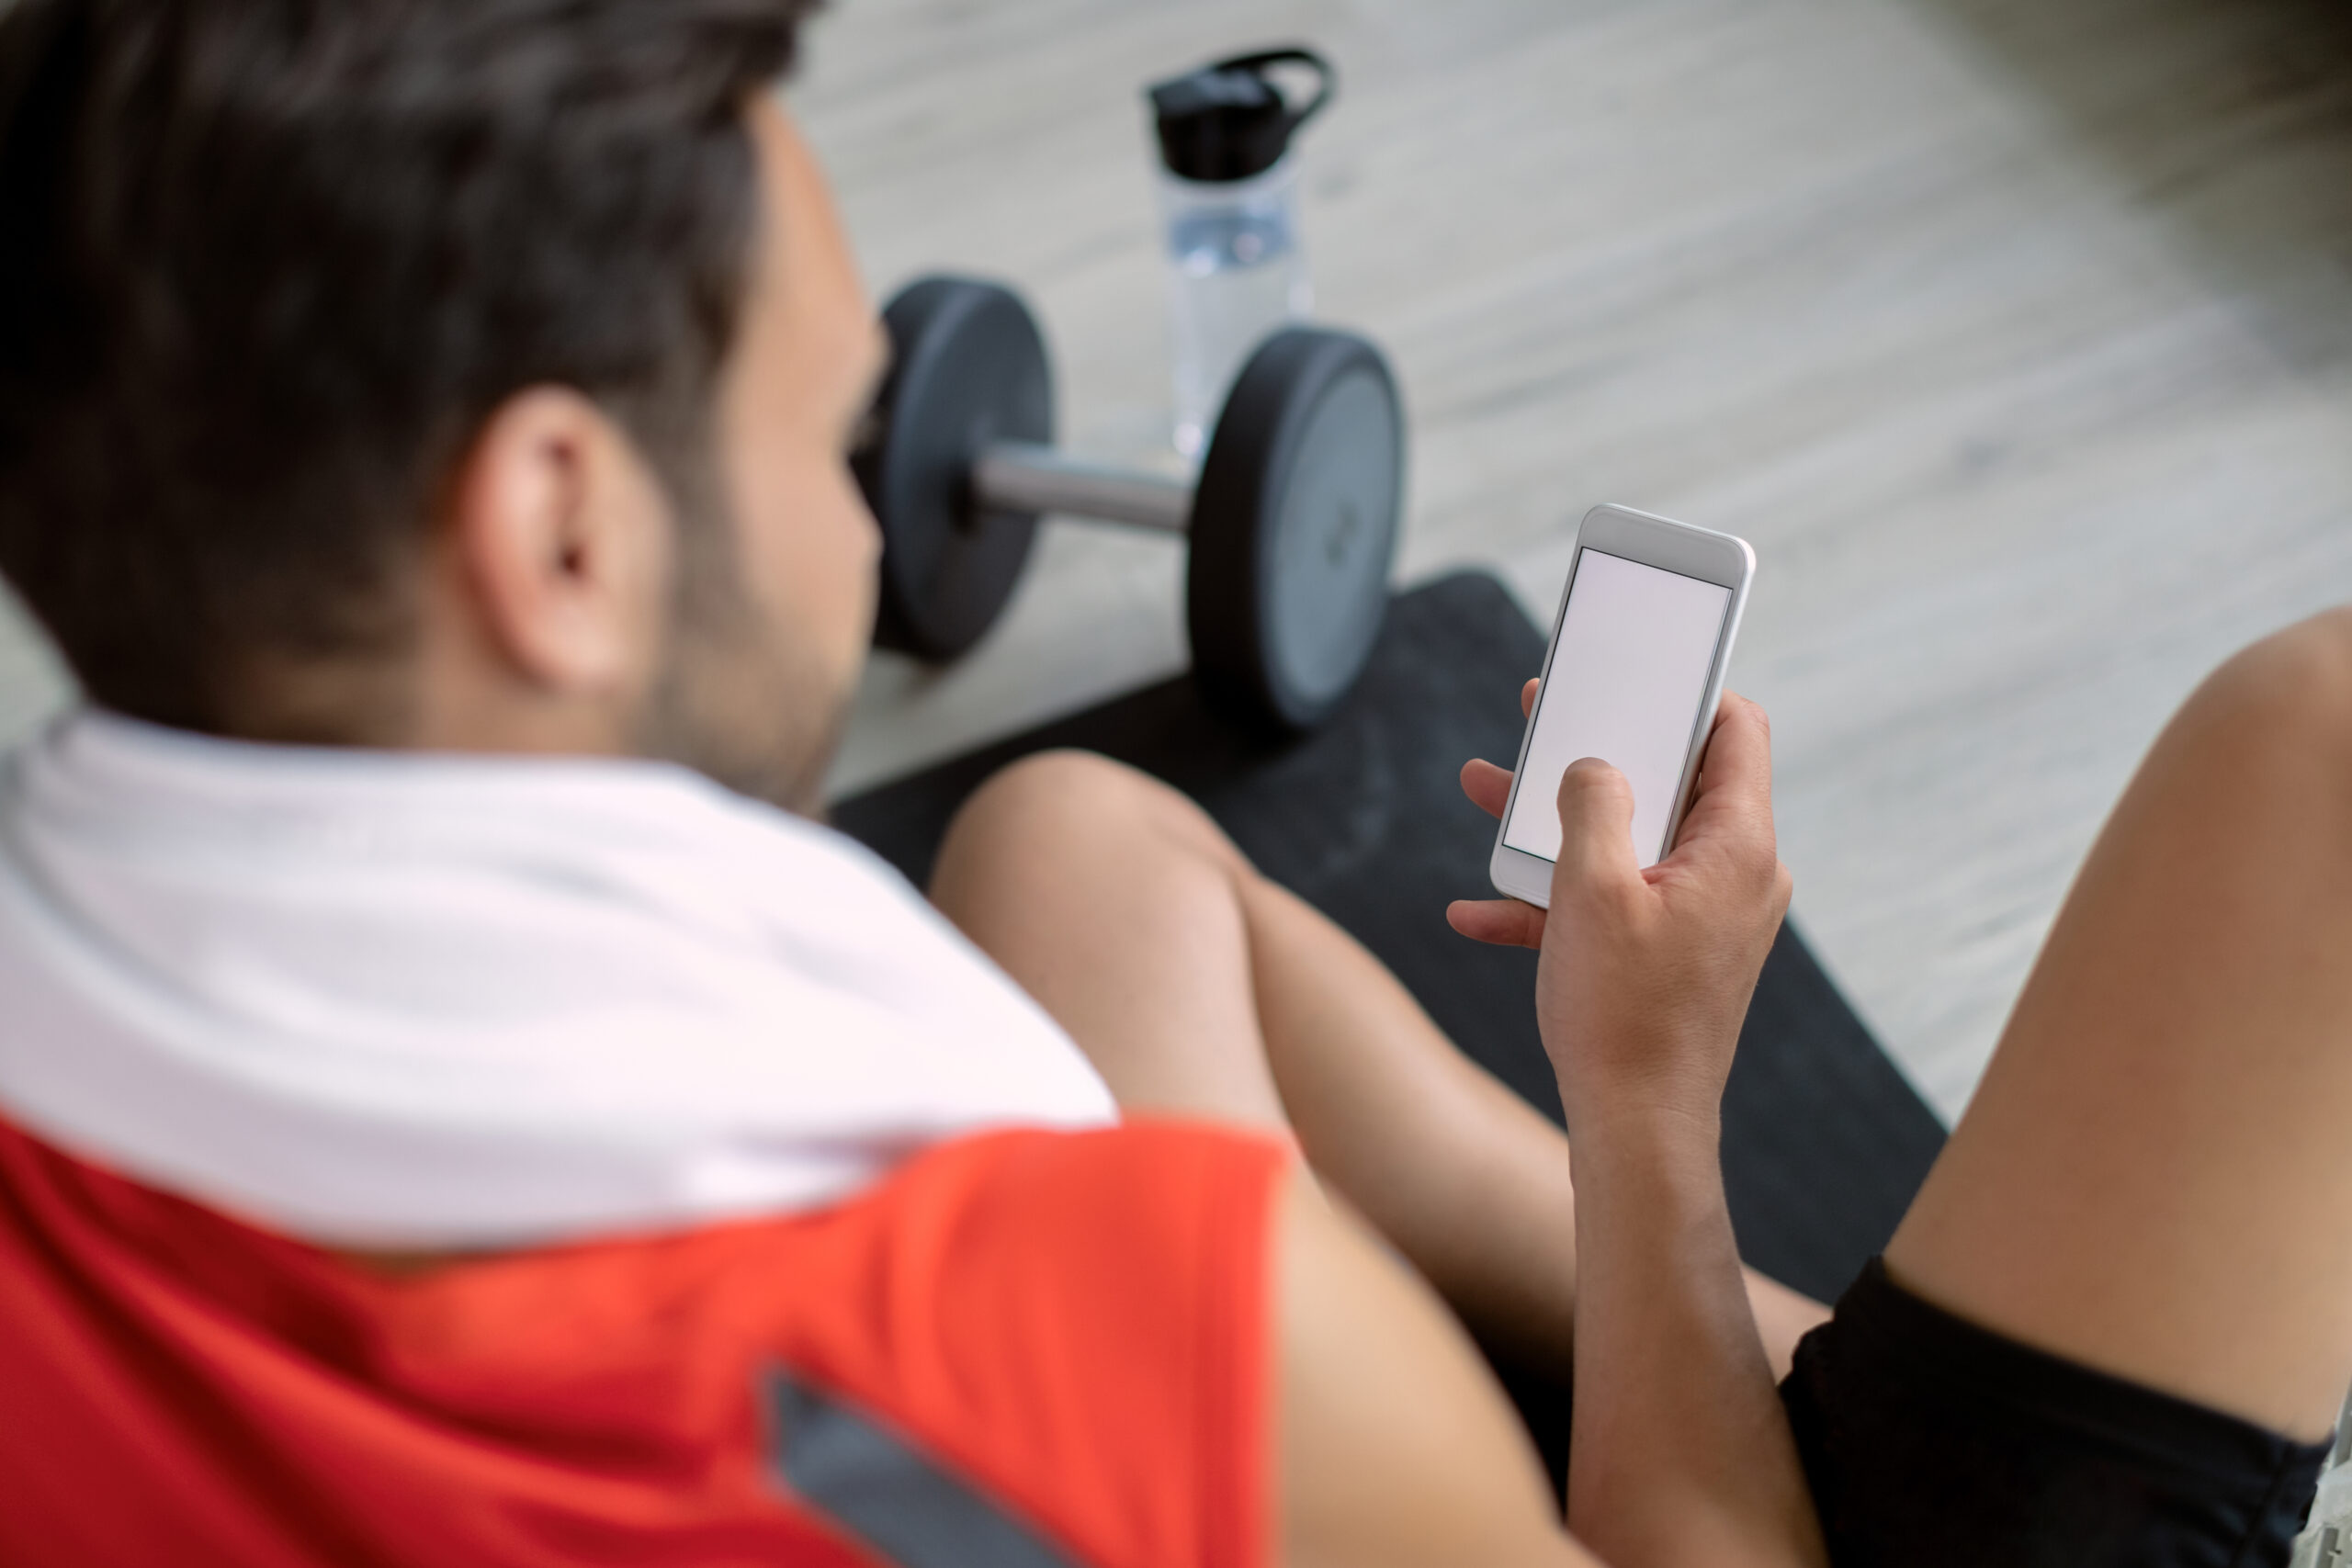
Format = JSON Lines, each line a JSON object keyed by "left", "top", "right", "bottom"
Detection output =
{"left": 1159, "top": 154, "right": 1314, "bottom": 459}
{"left": 1147, "top": 49, "right": 1334, "bottom": 458}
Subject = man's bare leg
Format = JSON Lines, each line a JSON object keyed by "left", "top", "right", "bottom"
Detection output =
{"left": 1888, "top": 607, "right": 2352, "bottom": 1438}
{"left": 930, "top": 749, "right": 1826, "bottom": 1378}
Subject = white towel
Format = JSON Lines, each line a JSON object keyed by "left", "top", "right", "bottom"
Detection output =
{"left": 0, "top": 711, "right": 1116, "bottom": 1247}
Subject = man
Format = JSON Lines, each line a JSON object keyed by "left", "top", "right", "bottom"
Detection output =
{"left": 0, "top": 4, "right": 2346, "bottom": 1565}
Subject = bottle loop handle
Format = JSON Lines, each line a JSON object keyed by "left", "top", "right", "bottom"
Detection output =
{"left": 1205, "top": 47, "right": 1336, "bottom": 142}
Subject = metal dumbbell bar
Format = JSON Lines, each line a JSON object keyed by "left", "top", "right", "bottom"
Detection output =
{"left": 967, "top": 445, "right": 1193, "bottom": 536}
{"left": 853, "top": 276, "right": 1407, "bottom": 732}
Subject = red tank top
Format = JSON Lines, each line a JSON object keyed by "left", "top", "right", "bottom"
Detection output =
{"left": 0, "top": 1117, "right": 1285, "bottom": 1568}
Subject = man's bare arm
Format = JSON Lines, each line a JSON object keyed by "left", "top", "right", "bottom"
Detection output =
{"left": 1276, "top": 1171, "right": 1592, "bottom": 1567}
{"left": 1537, "top": 698, "right": 1821, "bottom": 1563}
{"left": 1433, "top": 691, "right": 1825, "bottom": 1565}
{"left": 1566, "top": 1111, "right": 1821, "bottom": 1562}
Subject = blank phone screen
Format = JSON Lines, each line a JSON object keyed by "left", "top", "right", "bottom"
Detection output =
{"left": 1502, "top": 549, "right": 1733, "bottom": 868}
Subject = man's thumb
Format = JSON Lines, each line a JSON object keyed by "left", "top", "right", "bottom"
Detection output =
{"left": 1552, "top": 757, "right": 1641, "bottom": 899}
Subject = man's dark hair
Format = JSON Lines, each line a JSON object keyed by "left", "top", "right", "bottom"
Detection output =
{"left": 0, "top": 0, "right": 819, "bottom": 737}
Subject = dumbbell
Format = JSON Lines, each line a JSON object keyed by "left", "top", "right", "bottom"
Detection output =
{"left": 852, "top": 276, "right": 1405, "bottom": 732}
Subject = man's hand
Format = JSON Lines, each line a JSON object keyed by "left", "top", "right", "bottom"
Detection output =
{"left": 1448, "top": 679, "right": 1792, "bottom": 1134}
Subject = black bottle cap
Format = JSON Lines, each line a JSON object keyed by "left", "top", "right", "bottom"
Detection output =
{"left": 1148, "top": 47, "right": 1334, "bottom": 185}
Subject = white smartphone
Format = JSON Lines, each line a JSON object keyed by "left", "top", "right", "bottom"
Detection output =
{"left": 1489, "top": 504, "right": 1755, "bottom": 908}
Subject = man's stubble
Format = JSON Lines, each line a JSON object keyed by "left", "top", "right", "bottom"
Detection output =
{"left": 633, "top": 466, "right": 859, "bottom": 821}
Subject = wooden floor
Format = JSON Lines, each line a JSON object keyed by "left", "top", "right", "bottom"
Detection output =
{"left": 4, "top": 0, "right": 2348, "bottom": 1119}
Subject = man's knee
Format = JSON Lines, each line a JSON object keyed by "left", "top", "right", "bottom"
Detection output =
{"left": 2126, "top": 607, "right": 2352, "bottom": 870}
{"left": 2184, "top": 608, "right": 2352, "bottom": 779}
{"left": 934, "top": 751, "right": 1245, "bottom": 898}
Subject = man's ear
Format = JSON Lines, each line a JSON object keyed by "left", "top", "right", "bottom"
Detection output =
{"left": 440, "top": 387, "right": 673, "bottom": 697}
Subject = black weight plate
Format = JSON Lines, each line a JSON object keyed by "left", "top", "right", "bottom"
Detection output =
{"left": 854, "top": 276, "right": 1054, "bottom": 660}
{"left": 1188, "top": 329, "right": 1404, "bottom": 731}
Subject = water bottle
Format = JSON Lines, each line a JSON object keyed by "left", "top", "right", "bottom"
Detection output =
{"left": 1147, "top": 48, "right": 1334, "bottom": 458}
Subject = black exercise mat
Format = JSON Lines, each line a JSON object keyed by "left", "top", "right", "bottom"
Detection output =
{"left": 833, "top": 570, "right": 1948, "bottom": 1479}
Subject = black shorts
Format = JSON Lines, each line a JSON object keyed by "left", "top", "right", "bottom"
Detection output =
{"left": 1781, "top": 1258, "right": 2330, "bottom": 1568}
